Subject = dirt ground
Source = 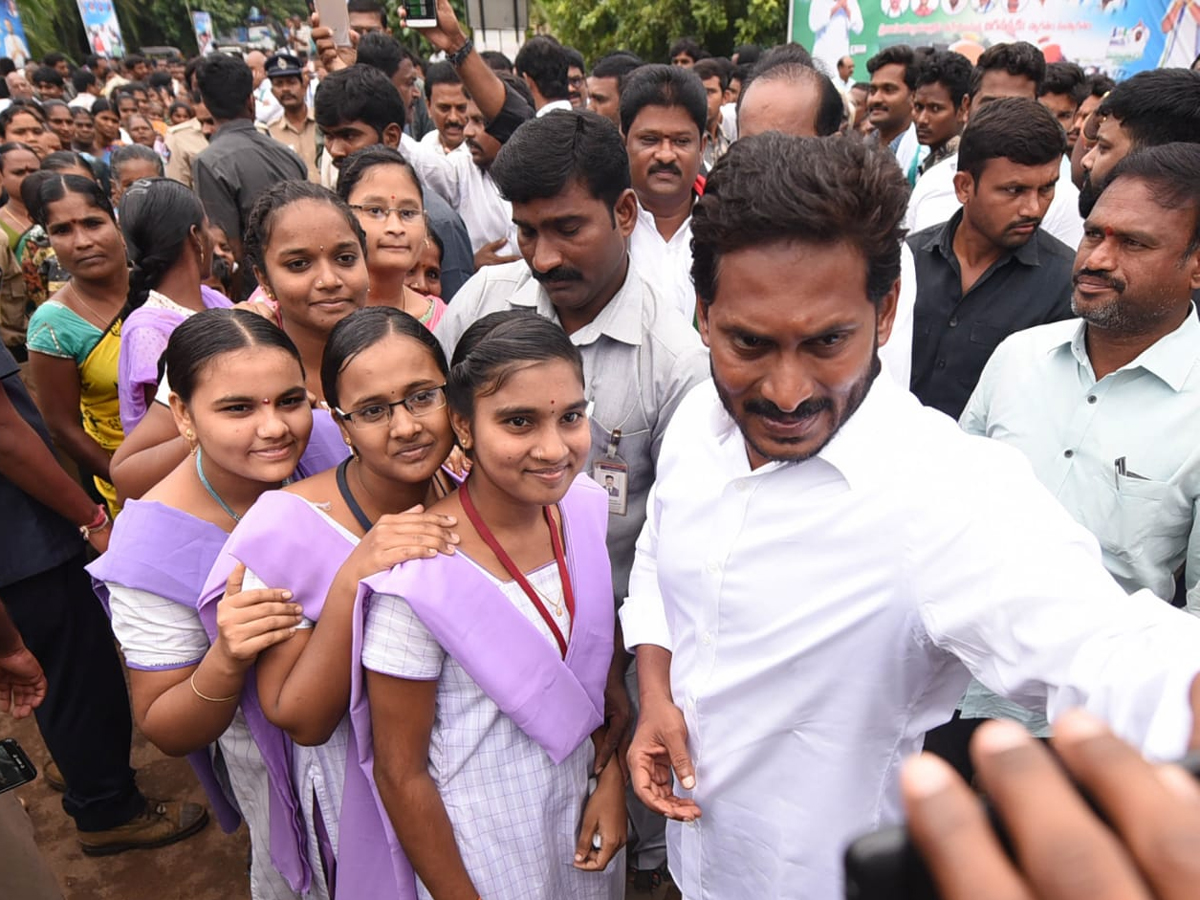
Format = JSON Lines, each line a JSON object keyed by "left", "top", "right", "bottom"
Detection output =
{"left": 7, "top": 703, "right": 678, "bottom": 900}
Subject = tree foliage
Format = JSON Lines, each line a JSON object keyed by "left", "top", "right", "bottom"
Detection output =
{"left": 535, "top": 0, "right": 787, "bottom": 64}
{"left": 20, "top": 0, "right": 310, "bottom": 60}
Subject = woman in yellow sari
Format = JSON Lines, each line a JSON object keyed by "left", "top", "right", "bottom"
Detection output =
{"left": 26, "top": 173, "right": 128, "bottom": 513}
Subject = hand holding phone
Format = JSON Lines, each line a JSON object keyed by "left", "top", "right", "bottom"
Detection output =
{"left": 314, "top": 0, "right": 352, "bottom": 47}
{"left": 401, "top": 0, "right": 438, "bottom": 29}
{"left": 0, "top": 739, "right": 37, "bottom": 794}
{"left": 845, "top": 713, "right": 1200, "bottom": 899}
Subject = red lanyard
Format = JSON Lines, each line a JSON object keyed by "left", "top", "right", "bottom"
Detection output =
{"left": 459, "top": 479, "right": 575, "bottom": 658}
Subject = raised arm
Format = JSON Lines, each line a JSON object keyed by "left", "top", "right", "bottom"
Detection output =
{"left": 109, "top": 400, "right": 188, "bottom": 501}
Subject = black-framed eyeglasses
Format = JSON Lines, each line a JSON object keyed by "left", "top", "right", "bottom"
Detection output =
{"left": 349, "top": 204, "right": 423, "bottom": 223}
{"left": 335, "top": 385, "right": 447, "bottom": 426}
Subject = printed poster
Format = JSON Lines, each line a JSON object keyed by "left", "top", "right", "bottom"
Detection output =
{"left": 0, "top": 1, "right": 31, "bottom": 68}
{"left": 192, "top": 10, "right": 215, "bottom": 55}
{"left": 792, "top": 0, "right": 1191, "bottom": 82}
{"left": 75, "top": 0, "right": 127, "bottom": 59}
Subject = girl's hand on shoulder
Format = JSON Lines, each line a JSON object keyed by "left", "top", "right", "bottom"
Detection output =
{"left": 214, "top": 563, "right": 303, "bottom": 664}
{"left": 340, "top": 506, "right": 460, "bottom": 584}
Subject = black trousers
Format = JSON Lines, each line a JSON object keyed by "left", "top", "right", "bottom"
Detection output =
{"left": 3, "top": 552, "right": 145, "bottom": 831}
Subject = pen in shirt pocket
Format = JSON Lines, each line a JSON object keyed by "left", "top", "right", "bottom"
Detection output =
{"left": 1113, "top": 456, "right": 1150, "bottom": 485}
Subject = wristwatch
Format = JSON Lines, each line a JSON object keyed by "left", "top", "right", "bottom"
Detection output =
{"left": 447, "top": 38, "right": 474, "bottom": 69}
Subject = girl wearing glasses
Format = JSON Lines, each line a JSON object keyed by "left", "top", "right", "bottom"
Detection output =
{"left": 354, "top": 310, "right": 626, "bottom": 899}
{"left": 338, "top": 146, "right": 447, "bottom": 330}
{"left": 199, "top": 307, "right": 460, "bottom": 898}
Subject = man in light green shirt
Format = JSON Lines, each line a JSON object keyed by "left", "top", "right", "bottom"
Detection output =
{"left": 959, "top": 142, "right": 1200, "bottom": 734}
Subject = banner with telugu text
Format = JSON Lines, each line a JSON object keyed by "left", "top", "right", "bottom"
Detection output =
{"left": 75, "top": 0, "right": 127, "bottom": 59}
{"left": 791, "top": 0, "right": 1196, "bottom": 82}
{"left": 1, "top": 1, "right": 31, "bottom": 68}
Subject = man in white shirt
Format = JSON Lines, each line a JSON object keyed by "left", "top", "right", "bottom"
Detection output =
{"left": 958, "top": 143, "right": 1200, "bottom": 738}
{"left": 809, "top": 0, "right": 863, "bottom": 78}
{"left": 865, "top": 45, "right": 926, "bottom": 185}
{"left": 514, "top": 35, "right": 573, "bottom": 115}
{"left": 418, "top": 61, "right": 469, "bottom": 156}
{"left": 622, "top": 132, "right": 1200, "bottom": 900}
{"left": 246, "top": 50, "right": 283, "bottom": 127}
{"left": 623, "top": 65, "right": 706, "bottom": 323}
{"left": 907, "top": 41, "right": 1085, "bottom": 249}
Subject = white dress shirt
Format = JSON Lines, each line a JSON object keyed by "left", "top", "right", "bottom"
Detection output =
{"left": 418, "top": 128, "right": 469, "bottom": 156}
{"left": 621, "top": 374, "right": 1200, "bottom": 900}
{"left": 400, "top": 132, "right": 518, "bottom": 256}
{"left": 959, "top": 311, "right": 1200, "bottom": 731}
{"left": 629, "top": 202, "right": 695, "bottom": 323}
{"left": 907, "top": 152, "right": 1083, "bottom": 251}
{"left": 536, "top": 98, "right": 573, "bottom": 116}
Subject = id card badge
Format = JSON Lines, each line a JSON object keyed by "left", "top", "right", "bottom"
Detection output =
{"left": 593, "top": 427, "right": 629, "bottom": 516}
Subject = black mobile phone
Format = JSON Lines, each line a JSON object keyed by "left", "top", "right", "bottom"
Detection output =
{"left": 0, "top": 738, "right": 37, "bottom": 794}
{"left": 844, "top": 751, "right": 1200, "bottom": 900}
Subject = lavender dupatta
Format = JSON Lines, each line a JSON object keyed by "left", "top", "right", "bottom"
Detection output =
{"left": 344, "top": 474, "right": 614, "bottom": 892}
{"left": 196, "top": 491, "right": 354, "bottom": 894}
{"left": 85, "top": 500, "right": 241, "bottom": 834}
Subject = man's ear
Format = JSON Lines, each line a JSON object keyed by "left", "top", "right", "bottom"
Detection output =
{"left": 613, "top": 188, "right": 638, "bottom": 239}
{"left": 383, "top": 122, "right": 403, "bottom": 148}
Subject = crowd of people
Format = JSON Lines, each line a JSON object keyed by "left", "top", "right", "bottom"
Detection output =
{"left": 3, "top": 0, "right": 1200, "bottom": 898}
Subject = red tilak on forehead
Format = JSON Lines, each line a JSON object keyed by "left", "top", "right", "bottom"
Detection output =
{"left": 263, "top": 398, "right": 271, "bottom": 404}
{"left": 1104, "top": 225, "right": 1115, "bottom": 237}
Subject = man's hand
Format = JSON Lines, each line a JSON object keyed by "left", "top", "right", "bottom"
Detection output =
{"left": 474, "top": 238, "right": 520, "bottom": 269}
{"left": 399, "top": 0, "right": 467, "bottom": 54}
{"left": 627, "top": 695, "right": 702, "bottom": 821}
{"left": 903, "top": 712, "right": 1200, "bottom": 900}
{"left": 0, "top": 644, "right": 46, "bottom": 719}
{"left": 311, "top": 11, "right": 358, "bottom": 73}
{"left": 595, "top": 654, "right": 632, "bottom": 776}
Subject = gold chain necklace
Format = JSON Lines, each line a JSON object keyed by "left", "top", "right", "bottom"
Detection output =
{"left": 66, "top": 281, "right": 119, "bottom": 329}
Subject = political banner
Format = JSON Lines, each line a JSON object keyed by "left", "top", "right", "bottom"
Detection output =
{"left": 792, "top": 0, "right": 1192, "bottom": 81}
{"left": 76, "top": 0, "right": 127, "bottom": 59}
{"left": 192, "top": 10, "right": 215, "bottom": 55}
{"left": 0, "top": 1, "right": 31, "bottom": 68}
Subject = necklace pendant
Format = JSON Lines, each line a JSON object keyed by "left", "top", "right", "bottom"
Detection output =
{"left": 555, "top": 608, "right": 563, "bottom": 616}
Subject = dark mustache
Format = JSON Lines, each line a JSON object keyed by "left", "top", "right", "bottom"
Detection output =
{"left": 649, "top": 163, "right": 682, "bottom": 177}
{"left": 532, "top": 265, "right": 584, "bottom": 285}
{"left": 744, "top": 397, "right": 831, "bottom": 422}
{"left": 1073, "top": 268, "right": 1126, "bottom": 293}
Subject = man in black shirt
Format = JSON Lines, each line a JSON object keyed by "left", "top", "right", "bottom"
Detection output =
{"left": 909, "top": 97, "right": 1075, "bottom": 419}
{"left": 192, "top": 53, "right": 307, "bottom": 257}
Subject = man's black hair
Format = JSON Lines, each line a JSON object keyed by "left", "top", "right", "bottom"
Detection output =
{"left": 491, "top": 109, "right": 630, "bottom": 213}
{"left": 1039, "top": 61, "right": 1085, "bottom": 101}
{"left": 957, "top": 96, "right": 1065, "bottom": 183}
{"left": 71, "top": 69, "right": 97, "bottom": 93}
{"left": 737, "top": 49, "right": 843, "bottom": 137}
{"left": 346, "top": 0, "right": 387, "bottom": 26}
{"left": 314, "top": 64, "right": 406, "bottom": 135}
{"left": 32, "top": 66, "right": 64, "bottom": 89}
{"left": 692, "top": 58, "right": 729, "bottom": 92}
{"left": 1105, "top": 142, "right": 1200, "bottom": 258}
{"left": 669, "top": 37, "right": 707, "bottom": 62}
{"left": 913, "top": 50, "right": 972, "bottom": 107}
{"left": 592, "top": 52, "right": 643, "bottom": 93}
{"left": 693, "top": 134, "right": 908, "bottom": 307}
{"left": 970, "top": 41, "right": 1045, "bottom": 96}
{"left": 619, "top": 64, "right": 706, "bottom": 138}
{"left": 480, "top": 50, "right": 513, "bottom": 73}
{"left": 196, "top": 54, "right": 253, "bottom": 120}
{"left": 514, "top": 36, "right": 570, "bottom": 102}
{"left": 866, "top": 44, "right": 916, "bottom": 91}
{"left": 423, "top": 61, "right": 461, "bottom": 102}
{"left": 43, "top": 52, "right": 68, "bottom": 68}
{"left": 564, "top": 46, "right": 585, "bottom": 72}
{"left": 123, "top": 54, "right": 147, "bottom": 72}
{"left": 1081, "top": 72, "right": 1116, "bottom": 103}
{"left": 148, "top": 70, "right": 174, "bottom": 93}
{"left": 733, "top": 44, "right": 761, "bottom": 66}
{"left": 1097, "top": 69, "right": 1200, "bottom": 149}
{"left": 82, "top": 54, "right": 99, "bottom": 69}
{"left": 357, "top": 31, "right": 404, "bottom": 79}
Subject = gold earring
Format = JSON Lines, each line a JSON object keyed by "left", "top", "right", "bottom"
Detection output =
{"left": 185, "top": 428, "right": 197, "bottom": 455}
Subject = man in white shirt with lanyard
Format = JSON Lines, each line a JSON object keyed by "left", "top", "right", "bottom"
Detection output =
{"left": 621, "top": 133, "right": 1200, "bottom": 900}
